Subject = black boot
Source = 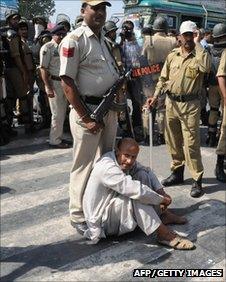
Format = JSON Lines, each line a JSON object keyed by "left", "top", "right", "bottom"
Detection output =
{"left": 190, "top": 178, "right": 204, "bottom": 197}
{"left": 161, "top": 166, "right": 184, "bottom": 187}
{"left": 206, "top": 129, "right": 217, "bottom": 147}
{"left": 157, "top": 133, "right": 165, "bottom": 145}
{"left": 215, "top": 155, "right": 226, "bottom": 183}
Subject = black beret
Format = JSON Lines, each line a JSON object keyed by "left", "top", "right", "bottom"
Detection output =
{"left": 50, "top": 24, "right": 66, "bottom": 35}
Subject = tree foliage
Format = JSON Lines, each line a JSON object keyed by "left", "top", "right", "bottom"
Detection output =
{"left": 18, "top": 0, "right": 55, "bottom": 20}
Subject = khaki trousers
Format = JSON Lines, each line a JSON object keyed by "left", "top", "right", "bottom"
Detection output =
{"left": 48, "top": 80, "right": 68, "bottom": 145}
{"left": 208, "top": 85, "right": 221, "bottom": 126}
{"left": 69, "top": 109, "right": 118, "bottom": 223}
{"left": 165, "top": 97, "right": 204, "bottom": 181}
{"left": 216, "top": 105, "right": 226, "bottom": 156}
{"left": 5, "top": 67, "right": 28, "bottom": 122}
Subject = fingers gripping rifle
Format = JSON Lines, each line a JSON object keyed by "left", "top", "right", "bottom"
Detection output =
{"left": 90, "top": 70, "right": 131, "bottom": 123}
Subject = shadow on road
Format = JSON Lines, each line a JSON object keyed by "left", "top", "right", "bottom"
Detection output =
{"left": 1, "top": 199, "right": 225, "bottom": 281}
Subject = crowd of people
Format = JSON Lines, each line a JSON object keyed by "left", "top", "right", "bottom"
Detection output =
{"left": 0, "top": 0, "right": 225, "bottom": 249}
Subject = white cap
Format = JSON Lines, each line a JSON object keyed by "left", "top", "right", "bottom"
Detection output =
{"left": 180, "top": 21, "right": 197, "bottom": 34}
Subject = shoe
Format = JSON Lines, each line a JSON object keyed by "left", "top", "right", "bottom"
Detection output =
{"left": 71, "top": 221, "right": 88, "bottom": 235}
{"left": 206, "top": 131, "right": 217, "bottom": 147}
{"left": 190, "top": 179, "right": 204, "bottom": 198}
{"left": 62, "top": 139, "right": 73, "bottom": 145}
{"left": 49, "top": 142, "right": 71, "bottom": 149}
{"left": 161, "top": 166, "right": 184, "bottom": 187}
{"left": 157, "top": 133, "right": 165, "bottom": 145}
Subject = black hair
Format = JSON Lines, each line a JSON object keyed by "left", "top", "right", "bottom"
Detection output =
{"left": 122, "top": 20, "right": 134, "bottom": 29}
{"left": 82, "top": 3, "right": 88, "bottom": 8}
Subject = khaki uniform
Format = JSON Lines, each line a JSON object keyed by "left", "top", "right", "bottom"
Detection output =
{"left": 216, "top": 48, "right": 226, "bottom": 156}
{"left": 154, "top": 43, "right": 211, "bottom": 181}
{"left": 19, "top": 39, "right": 36, "bottom": 123}
{"left": 40, "top": 39, "right": 68, "bottom": 145}
{"left": 59, "top": 22, "right": 120, "bottom": 223}
{"left": 208, "top": 53, "right": 222, "bottom": 134}
{"left": 142, "top": 33, "right": 176, "bottom": 135}
{"left": 4, "top": 34, "right": 29, "bottom": 124}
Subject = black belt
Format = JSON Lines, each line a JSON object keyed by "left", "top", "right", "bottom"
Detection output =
{"left": 51, "top": 75, "right": 61, "bottom": 81}
{"left": 167, "top": 92, "right": 200, "bottom": 102}
{"left": 83, "top": 96, "right": 103, "bottom": 105}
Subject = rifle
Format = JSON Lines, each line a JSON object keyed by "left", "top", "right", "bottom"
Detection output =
{"left": 90, "top": 70, "right": 131, "bottom": 123}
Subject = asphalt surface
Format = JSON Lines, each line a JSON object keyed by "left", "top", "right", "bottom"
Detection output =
{"left": 0, "top": 125, "right": 225, "bottom": 281}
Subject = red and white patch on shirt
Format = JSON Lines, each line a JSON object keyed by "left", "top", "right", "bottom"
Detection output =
{"left": 62, "top": 47, "right": 75, "bottom": 58}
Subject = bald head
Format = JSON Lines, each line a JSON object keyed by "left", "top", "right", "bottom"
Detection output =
{"left": 116, "top": 138, "right": 139, "bottom": 171}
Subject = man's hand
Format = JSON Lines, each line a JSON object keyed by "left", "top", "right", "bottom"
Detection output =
{"left": 194, "top": 29, "right": 201, "bottom": 44}
{"left": 82, "top": 116, "right": 104, "bottom": 134}
{"left": 144, "top": 96, "right": 157, "bottom": 109}
{"left": 160, "top": 195, "right": 172, "bottom": 212}
{"left": 45, "top": 86, "right": 55, "bottom": 98}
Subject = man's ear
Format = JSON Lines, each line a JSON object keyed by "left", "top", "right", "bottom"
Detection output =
{"left": 81, "top": 8, "right": 85, "bottom": 15}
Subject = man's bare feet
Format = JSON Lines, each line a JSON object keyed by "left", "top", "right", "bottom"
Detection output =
{"left": 160, "top": 210, "right": 188, "bottom": 225}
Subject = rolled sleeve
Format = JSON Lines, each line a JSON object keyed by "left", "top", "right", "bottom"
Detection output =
{"left": 195, "top": 43, "right": 211, "bottom": 73}
{"left": 59, "top": 37, "right": 79, "bottom": 80}
{"left": 153, "top": 59, "right": 169, "bottom": 98}
{"left": 217, "top": 49, "right": 226, "bottom": 77}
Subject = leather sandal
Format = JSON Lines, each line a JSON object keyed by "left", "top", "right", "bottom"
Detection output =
{"left": 158, "top": 235, "right": 195, "bottom": 250}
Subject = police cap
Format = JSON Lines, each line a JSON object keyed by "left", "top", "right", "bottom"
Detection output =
{"left": 50, "top": 24, "right": 67, "bottom": 35}
{"left": 18, "top": 18, "right": 28, "bottom": 29}
{"left": 82, "top": 0, "right": 111, "bottom": 6}
{"left": 153, "top": 16, "right": 168, "bottom": 33}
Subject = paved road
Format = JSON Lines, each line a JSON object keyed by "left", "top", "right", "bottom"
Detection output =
{"left": 0, "top": 127, "right": 225, "bottom": 281}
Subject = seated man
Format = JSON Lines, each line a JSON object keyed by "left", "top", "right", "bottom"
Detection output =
{"left": 83, "top": 138, "right": 195, "bottom": 250}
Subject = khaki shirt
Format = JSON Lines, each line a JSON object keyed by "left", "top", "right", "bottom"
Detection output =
{"left": 59, "top": 22, "right": 120, "bottom": 97}
{"left": 21, "top": 39, "right": 34, "bottom": 71}
{"left": 8, "top": 36, "right": 21, "bottom": 58}
{"left": 142, "top": 32, "right": 176, "bottom": 82}
{"left": 39, "top": 39, "right": 60, "bottom": 76}
{"left": 216, "top": 48, "right": 226, "bottom": 77}
{"left": 154, "top": 43, "right": 211, "bottom": 97}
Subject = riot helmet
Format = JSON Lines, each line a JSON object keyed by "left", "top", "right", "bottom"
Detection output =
{"left": 5, "top": 10, "right": 21, "bottom": 22}
{"left": 212, "top": 23, "right": 226, "bottom": 48}
{"left": 152, "top": 16, "right": 168, "bottom": 33}
{"left": 103, "top": 21, "right": 118, "bottom": 34}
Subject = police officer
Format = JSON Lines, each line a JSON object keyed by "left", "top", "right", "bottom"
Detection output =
{"left": 33, "top": 30, "right": 52, "bottom": 129}
{"left": 33, "top": 15, "right": 48, "bottom": 43}
{"left": 59, "top": 0, "right": 120, "bottom": 234}
{"left": 18, "top": 19, "right": 36, "bottom": 133}
{"left": 146, "top": 21, "right": 211, "bottom": 197}
{"left": 214, "top": 23, "right": 226, "bottom": 183}
{"left": 206, "top": 25, "right": 224, "bottom": 147}
{"left": 103, "top": 20, "right": 123, "bottom": 71}
{"left": 40, "top": 25, "right": 69, "bottom": 148}
{"left": 3, "top": 10, "right": 30, "bottom": 132}
{"left": 142, "top": 16, "right": 176, "bottom": 145}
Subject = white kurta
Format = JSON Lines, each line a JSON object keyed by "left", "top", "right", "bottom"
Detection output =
{"left": 83, "top": 151, "right": 164, "bottom": 243}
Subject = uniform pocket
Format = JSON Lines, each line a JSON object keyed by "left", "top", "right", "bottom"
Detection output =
{"left": 185, "top": 66, "right": 198, "bottom": 79}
